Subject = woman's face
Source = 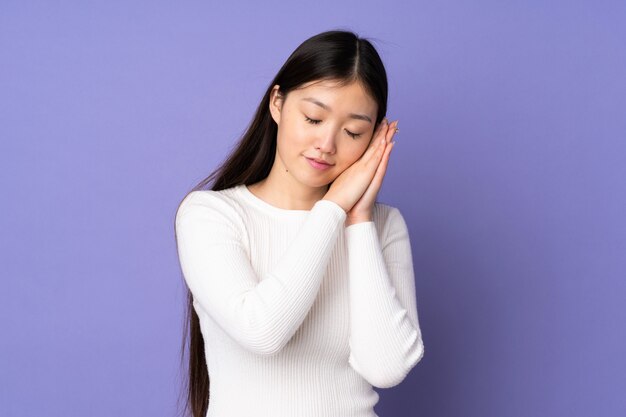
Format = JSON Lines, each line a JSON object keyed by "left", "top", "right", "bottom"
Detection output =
{"left": 269, "top": 79, "right": 379, "bottom": 188}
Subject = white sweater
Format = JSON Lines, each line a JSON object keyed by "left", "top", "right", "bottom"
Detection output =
{"left": 175, "top": 184, "right": 424, "bottom": 417}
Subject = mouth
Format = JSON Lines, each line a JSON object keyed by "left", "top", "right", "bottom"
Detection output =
{"left": 305, "top": 156, "right": 333, "bottom": 170}
{"left": 305, "top": 156, "right": 333, "bottom": 165}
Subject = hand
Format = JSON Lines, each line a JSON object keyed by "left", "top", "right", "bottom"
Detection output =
{"left": 346, "top": 119, "right": 398, "bottom": 225}
{"left": 323, "top": 117, "right": 397, "bottom": 214}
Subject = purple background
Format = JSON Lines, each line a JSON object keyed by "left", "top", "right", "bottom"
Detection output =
{"left": 2, "top": 1, "right": 625, "bottom": 416}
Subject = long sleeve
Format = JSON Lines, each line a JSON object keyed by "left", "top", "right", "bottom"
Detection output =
{"left": 175, "top": 191, "right": 347, "bottom": 356}
{"left": 345, "top": 206, "right": 424, "bottom": 388}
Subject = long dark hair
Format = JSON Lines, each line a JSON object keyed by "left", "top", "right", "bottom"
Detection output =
{"left": 174, "top": 29, "right": 389, "bottom": 417}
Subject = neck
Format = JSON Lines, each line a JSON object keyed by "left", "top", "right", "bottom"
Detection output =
{"left": 248, "top": 154, "right": 329, "bottom": 211}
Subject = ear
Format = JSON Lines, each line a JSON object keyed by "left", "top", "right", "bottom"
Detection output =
{"left": 269, "top": 85, "right": 284, "bottom": 125}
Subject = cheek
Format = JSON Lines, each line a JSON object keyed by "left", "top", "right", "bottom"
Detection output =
{"left": 335, "top": 145, "right": 367, "bottom": 170}
{"left": 276, "top": 125, "right": 307, "bottom": 156}
{"left": 348, "top": 142, "right": 369, "bottom": 162}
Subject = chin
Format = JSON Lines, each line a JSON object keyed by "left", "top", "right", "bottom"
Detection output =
{"left": 297, "top": 175, "right": 333, "bottom": 189}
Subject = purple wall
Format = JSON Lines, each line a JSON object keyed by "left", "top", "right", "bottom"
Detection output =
{"left": 2, "top": 1, "right": 625, "bottom": 416}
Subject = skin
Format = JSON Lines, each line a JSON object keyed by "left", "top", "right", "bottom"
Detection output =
{"left": 247, "top": 78, "right": 398, "bottom": 225}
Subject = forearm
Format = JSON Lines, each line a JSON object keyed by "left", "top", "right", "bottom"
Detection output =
{"left": 345, "top": 218, "right": 424, "bottom": 388}
{"left": 176, "top": 192, "right": 348, "bottom": 356}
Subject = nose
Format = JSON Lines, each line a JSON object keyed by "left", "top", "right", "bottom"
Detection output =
{"left": 314, "top": 127, "right": 337, "bottom": 154}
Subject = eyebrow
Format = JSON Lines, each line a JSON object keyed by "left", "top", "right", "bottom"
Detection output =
{"left": 301, "top": 97, "right": 372, "bottom": 123}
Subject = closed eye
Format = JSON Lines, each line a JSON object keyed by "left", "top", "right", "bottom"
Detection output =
{"left": 304, "top": 116, "right": 363, "bottom": 139}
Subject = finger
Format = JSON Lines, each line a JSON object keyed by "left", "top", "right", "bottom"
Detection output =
{"left": 385, "top": 120, "right": 398, "bottom": 143}
{"left": 366, "top": 118, "right": 388, "bottom": 151}
{"left": 365, "top": 121, "right": 389, "bottom": 163}
{"left": 372, "top": 131, "right": 389, "bottom": 164}
{"left": 372, "top": 138, "right": 395, "bottom": 185}
{"left": 357, "top": 139, "right": 394, "bottom": 204}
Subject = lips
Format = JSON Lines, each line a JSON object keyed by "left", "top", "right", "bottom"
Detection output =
{"left": 305, "top": 156, "right": 333, "bottom": 171}
{"left": 305, "top": 157, "right": 333, "bottom": 166}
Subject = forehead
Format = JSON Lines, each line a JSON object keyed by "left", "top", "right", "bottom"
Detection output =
{"left": 291, "top": 79, "right": 377, "bottom": 112}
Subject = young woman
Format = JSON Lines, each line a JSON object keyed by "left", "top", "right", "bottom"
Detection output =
{"left": 174, "top": 30, "right": 425, "bottom": 417}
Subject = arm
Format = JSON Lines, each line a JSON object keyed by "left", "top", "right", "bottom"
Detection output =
{"left": 345, "top": 206, "right": 425, "bottom": 388}
{"left": 175, "top": 191, "right": 346, "bottom": 356}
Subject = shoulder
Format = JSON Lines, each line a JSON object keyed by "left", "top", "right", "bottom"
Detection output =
{"left": 372, "top": 201, "right": 405, "bottom": 226}
{"left": 176, "top": 190, "right": 226, "bottom": 218}
{"left": 177, "top": 189, "right": 231, "bottom": 213}
{"left": 372, "top": 201, "right": 410, "bottom": 241}
{"left": 175, "top": 188, "right": 247, "bottom": 235}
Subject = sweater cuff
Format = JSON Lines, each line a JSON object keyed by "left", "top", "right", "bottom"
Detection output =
{"left": 345, "top": 220, "right": 378, "bottom": 237}
{"left": 345, "top": 221, "right": 382, "bottom": 254}
{"left": 314, "top": 199, "right": 348, "bottom": 220}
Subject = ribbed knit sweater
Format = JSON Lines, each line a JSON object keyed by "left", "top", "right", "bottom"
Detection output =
{"left": 175, "top": 184, "right": 424, "bottom": 417}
